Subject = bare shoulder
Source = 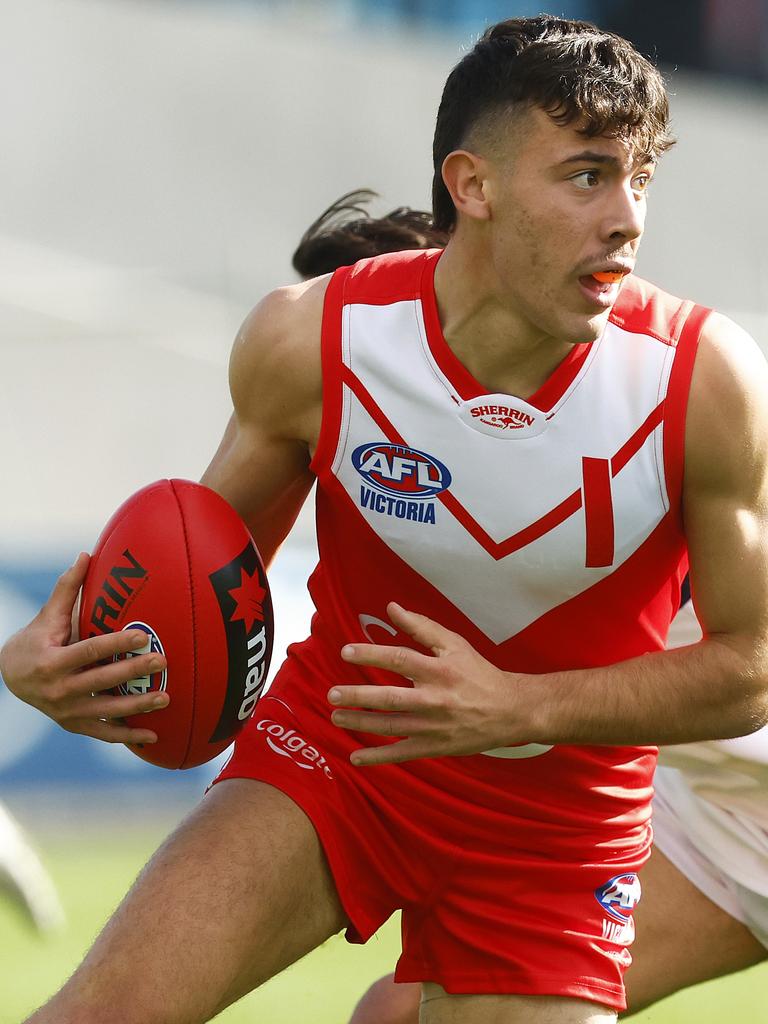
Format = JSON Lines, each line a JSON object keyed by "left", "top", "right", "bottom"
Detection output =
{"left": 686, "top": 311, "right": 768, "bottom": 495}
{"left": 229, "top": 274, "right": 330, "bottom": 442}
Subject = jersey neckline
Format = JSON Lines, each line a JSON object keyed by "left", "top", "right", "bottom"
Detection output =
{"left": 419, "top": 249, "right": 592, "bottom": 413}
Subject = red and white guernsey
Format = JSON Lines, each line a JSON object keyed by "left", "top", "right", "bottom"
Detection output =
{"left": 219, "top": 248, "right": 712, "bottom": 999}
{"left": 297, "top": 248, "right": 707, "bottom": 824}
{"left": 308, "top": 248, "right": 704, "bottom": 658}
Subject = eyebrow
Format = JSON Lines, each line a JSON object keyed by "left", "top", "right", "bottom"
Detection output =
{"left": 558, "top": 150, "right": 657, "bottom": 168}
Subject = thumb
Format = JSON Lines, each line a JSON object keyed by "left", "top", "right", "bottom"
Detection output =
{"left": 386, "top": 603, "right": 460, "bottom": 656}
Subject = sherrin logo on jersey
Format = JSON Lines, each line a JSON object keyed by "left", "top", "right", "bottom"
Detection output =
{"left": 594, "top": 872, "right": 642, "bottom": 925}
{"left": 352, "top": 442, "right": 451, "bottom": 527}
{"left": 458, "top": 394, "right": 547, "bottom": 439}
{"left": 115, "top": 621, "right": 167, "bottom": 696}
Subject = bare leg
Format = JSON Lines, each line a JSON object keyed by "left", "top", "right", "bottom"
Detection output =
{"left": 25, "top": 779, "right": 347, "bottom": 1024}
{"left": 624, "top": 846, "right": 766, "bottom": 1015}
{"left": 349, "top": 973, "right": 420, "bottom": 1024}
{"left": 419, "top": 986, "right": 615, "bottom": 1024}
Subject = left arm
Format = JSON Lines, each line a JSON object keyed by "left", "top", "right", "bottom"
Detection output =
{"left": 331, "top": 314, "right": 768, "bottom": 765}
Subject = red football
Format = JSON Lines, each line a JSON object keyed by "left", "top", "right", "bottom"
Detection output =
{"left": 78, "top": 479, "right": 273, "bottom": 769}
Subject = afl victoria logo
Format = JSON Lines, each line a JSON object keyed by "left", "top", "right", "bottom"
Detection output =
{"left": 595, "top": 873, "right": 642, "bottom": 925}
{"left": 352, "top": 442, "right": 451, "bottom": 498}
{"left": 115, "top": 621, "right": 167, "bottom": 695}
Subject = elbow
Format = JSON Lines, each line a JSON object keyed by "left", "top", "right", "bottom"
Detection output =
{"left": 709, "top": 633, "right": 768, "bottom": 736}
{"left": 740, "top": 685, "right": 768, "bottom": 735}
{"left": 727, "top": 669, "right": 768, "bottom": 737}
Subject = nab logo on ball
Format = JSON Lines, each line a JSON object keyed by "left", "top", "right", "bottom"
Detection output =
{"left": 352, "top": 442, "right": 451, "bottom": 526}
{"left": 115, "top": 621, "right": 167, "bottom": 695}
{"left": 594, "top": 873, "right": 642, "bottom": 925}
{"left": 207, "top": 544, "right": 274, "bottom": 744}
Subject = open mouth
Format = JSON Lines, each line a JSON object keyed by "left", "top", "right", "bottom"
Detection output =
{"left": 577, "top": 268, "right": 630, "bottom": 306}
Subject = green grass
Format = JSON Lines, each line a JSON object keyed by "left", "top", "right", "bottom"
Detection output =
{"left": 0, "top": 826, "right": 765, "bottom": 1023}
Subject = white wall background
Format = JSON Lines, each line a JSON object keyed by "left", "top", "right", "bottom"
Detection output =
{"left": 1, "top": 0, "right": 766, "bottom": 556}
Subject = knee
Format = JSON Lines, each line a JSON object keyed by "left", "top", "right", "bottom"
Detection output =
{"left": 349, "top": 974, "right": 421, "bottom": 1024}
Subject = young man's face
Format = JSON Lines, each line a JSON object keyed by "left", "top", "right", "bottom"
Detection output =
{"left": 482, "top": 106, "right": 656, "bottom": 345}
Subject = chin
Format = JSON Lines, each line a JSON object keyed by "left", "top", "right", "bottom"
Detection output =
{"left": 564, "top": 310, "right": 610, "bottom": 345}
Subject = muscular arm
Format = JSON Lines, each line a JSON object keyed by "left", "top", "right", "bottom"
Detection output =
{"left": 331, "top": 314, "right": 768, "bottom": 763}
{"left": 201, "top": 276, "right": 327, "bottom": 565}
{"left": 525, "top": 313, "right": 768, "bottom": 745}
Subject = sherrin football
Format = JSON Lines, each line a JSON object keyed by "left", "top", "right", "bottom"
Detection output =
{"left": 79, "top": 479, "right": 273, "bottom": 769}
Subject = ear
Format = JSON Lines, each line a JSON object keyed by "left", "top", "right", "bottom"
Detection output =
{"left": 441, "top": 150, "right": 491, "bottom": 223}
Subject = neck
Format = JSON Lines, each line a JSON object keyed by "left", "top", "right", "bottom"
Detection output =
{"left": 433, "top": 235, "right": 577, "bottom": 400}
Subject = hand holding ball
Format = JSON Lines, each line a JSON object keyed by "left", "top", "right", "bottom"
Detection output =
{"left": 78, "top": 480, "right": 274, "bottom": 768}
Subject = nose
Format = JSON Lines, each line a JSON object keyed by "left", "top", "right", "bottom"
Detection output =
{"left": 603, "top": 183, "right": 645, "bottom": 246}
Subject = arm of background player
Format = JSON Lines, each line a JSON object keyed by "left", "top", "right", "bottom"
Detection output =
{"left": 200, "top": 276, "right": 327, "bottom": 567}
{"left": 331, "top": 314, "right": 768, "bottom": 763}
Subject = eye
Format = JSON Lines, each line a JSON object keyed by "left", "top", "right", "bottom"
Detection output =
{"left": 571, "top": 170, "right": 600, "bottom": 190}
{"left": 632, "top": 171, "right": 653, "bottom": 193}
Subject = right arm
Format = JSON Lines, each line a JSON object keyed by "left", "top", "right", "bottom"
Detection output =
{"left": 201, "top": 276, "right": 327, "bottom": 564}
{"left": 0, "top": 275, "right": 328, "bottom": 741}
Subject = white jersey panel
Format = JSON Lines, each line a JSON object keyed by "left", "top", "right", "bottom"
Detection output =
{"left": 332, "top": 301, "right": 678, "bottom": 644}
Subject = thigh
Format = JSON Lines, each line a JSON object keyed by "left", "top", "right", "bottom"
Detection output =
{"left": 419, "top": 985, "right": 616, "bottom": 1024}
{"left": 625, "top": 846, "right": 767, "bottom": 1015}
{"left": 28, "top": 779, "right": 348, "bottom": 1024}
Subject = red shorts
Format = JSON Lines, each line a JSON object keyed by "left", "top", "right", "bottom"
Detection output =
{"left": 213, "top": 646, "right": 653, "bottom": 1011}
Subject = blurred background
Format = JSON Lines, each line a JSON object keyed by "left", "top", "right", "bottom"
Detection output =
{"left": 0, "top": 0, "right": 766, "bottom": 1021}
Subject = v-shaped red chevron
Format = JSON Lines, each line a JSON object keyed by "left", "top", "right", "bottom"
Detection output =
{"left": 340, "top": 363, "right": 664, "bottom": 562}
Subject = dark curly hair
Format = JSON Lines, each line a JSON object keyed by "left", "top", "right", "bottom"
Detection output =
{"left": 432, "top": 15, "right": 674, "bottom": 231}
{"left": 292, "top": 189, "right": 448, "bottom": 279}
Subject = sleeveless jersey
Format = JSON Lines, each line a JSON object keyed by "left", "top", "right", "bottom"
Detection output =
{"left": 284, "top": 248, "right": 710, "bottom": 840}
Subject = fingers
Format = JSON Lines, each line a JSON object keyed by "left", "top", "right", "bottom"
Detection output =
{"left": 44, "top": 552, "right": 90, "bottom": 621}
{"left": 69, "top": 690, "right": 169, "bottom": 723}
{"left": 68, "top": 718, "right": 160, "bottom": 745}
{"left": 330, "top": 708, "right": 420, "bottom": 737}
{"left": 57, "top": 629, "right": 161, "bottom": 675}
{"left": 349, "top": 738, "right": 435, "bottom": 767}
{"left": 340, "top": 641, "right": 433, "bottom": 679}
{"left": 328, "top": 684, "right": 420, "bottom": 713}
{"left": 386, "top": 603, "right": 463, "bottom": 655}
{"left": 79, "top": 654, "right": 167, "bottom": 696}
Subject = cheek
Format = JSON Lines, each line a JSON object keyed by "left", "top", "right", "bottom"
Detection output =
{"left": 500, "top": 207, "right": 566, "bottom": 279}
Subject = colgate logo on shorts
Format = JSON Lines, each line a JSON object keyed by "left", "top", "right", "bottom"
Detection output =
{"left": 256, "top": 720, "right": 333, "bottom": 779}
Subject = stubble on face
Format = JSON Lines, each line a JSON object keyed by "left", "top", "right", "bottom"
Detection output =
{"left": 471, "top": 105, "right": 646, "bottom": 347}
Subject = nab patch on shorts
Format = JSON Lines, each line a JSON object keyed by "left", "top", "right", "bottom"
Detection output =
{"left": 352, "top": 441, "right": 451, "bottom": 526}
